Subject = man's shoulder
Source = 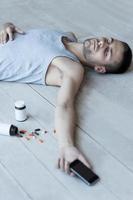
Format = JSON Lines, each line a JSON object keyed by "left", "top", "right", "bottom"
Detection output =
{"left": 52, "top": 56, "right": 84, "bottom": 77}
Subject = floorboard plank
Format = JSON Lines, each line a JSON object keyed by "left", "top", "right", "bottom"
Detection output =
{"left": 0, "top": 163, "right": 32, "bottom": 200}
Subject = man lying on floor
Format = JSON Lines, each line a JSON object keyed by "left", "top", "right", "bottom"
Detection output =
{"left": 0, "top": 22, "right": 132, "bottom": 176}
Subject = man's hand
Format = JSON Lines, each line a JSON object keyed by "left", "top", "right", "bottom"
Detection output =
{"left": 57, "top": 145, "right": 92, "bottom": 176}
{"left": 0, "top": 22, "right": 25, "bottom": 44}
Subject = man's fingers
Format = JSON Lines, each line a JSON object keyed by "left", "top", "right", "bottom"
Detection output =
{"left": 0, "top": 31, "right": 4, "bottom": 43}
{"left": 0, "top": 33, "right": 3, "bottom": 43}
{"left": 1, "top": 31, "right": 6, "bottom": 44}
{"left": 60, "top": 158, "right": 65, "bottom": 171}
{"left": 15, "top": 27, "right": 25, "bottom": 34}
{"left": 3, "top": 32, "right": 7, "bottom": 43}
{"left": 64, "top": 161, "right": 70, "bottom": 174}
{"left": 0, "top": 26, "right": 24, "bottom": 44}
{"left": 9, "top": 31, "right": 13, "bottom": 41}
{"left": 6, "top": 29, "right": 13, "bottom": 41}
{"left": 56, "top": 158, "right": 66, "bottom": 172}
{"left": 1, "top": 32, "right": 4, "bottom": 43}
{"left": 70, "top": 172, "right": 75, "bottom": 177}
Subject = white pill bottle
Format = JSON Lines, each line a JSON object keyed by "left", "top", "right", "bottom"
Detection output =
{"left": 0, "top": 123, "right": 18, "bottom": 136}
{"left": 15, "top": 100, "right": 27, "bottom": 122}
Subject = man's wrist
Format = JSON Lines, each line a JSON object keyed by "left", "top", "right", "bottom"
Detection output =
{"left": 58, "top": 141, "right": 74, "bottom": 149}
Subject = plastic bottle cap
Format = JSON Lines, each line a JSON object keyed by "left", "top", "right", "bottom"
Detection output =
{"left": 15, "top": 100, "right": 25, "bottom": 108}
{"left": 10, "top": 125, "right": 18, "bottom": 136}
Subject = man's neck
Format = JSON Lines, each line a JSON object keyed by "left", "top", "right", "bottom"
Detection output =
{"left": 63, "top": 40, "right": 87, "bottom": 65}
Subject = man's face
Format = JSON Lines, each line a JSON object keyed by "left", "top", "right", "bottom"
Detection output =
{"left": 83, "top": 37, "right": 124, "bottom": 72}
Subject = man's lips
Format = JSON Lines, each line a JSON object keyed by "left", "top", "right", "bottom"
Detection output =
{"left": 93, "top": 40, "right": 95, "bottom": 51}
{"left": 85, "top": 38, "right": 99, "bottom": 52}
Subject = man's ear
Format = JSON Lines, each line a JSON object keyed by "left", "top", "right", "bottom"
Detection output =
{"left": 94, "top": 65, "right": 106, "bottom": 73}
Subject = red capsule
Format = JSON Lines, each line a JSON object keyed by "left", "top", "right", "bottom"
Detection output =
{"left": 19, "top": 129, "right": 27, "bottom": 134}
{"left": 38, "top": 139, "right": 44, "bottom": 143}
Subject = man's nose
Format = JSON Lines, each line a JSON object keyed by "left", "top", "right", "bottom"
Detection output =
{"left": 98, "top": 38, "right": 107, "bottom": 48}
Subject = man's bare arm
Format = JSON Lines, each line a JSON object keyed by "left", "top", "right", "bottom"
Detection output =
{"left": 54, "top": 60, "right": 91, "bottom": 175}
{"left": 0, "top": 22, "right": 25, "bottom": 44}
{"left": 55, "top": 75, "right": 77, "bottom": 148}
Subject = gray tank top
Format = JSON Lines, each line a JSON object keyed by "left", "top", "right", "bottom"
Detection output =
{"left": 0, "top": 29, "right": 80, "bottom": 85}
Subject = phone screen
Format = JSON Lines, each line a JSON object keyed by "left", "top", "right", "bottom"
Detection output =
{"left": 70, "top": 159, "right": 99, "bottom": 185}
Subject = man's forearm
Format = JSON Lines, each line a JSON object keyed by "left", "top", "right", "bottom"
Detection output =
{"left": 54, "top": 103, "right": 75, "bottom": 148}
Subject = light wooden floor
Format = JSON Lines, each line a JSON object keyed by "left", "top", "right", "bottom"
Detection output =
{"left": 0, "top": 1, "right": 133, "bottom": 200}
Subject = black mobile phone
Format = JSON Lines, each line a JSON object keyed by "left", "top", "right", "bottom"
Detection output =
{"left": 69, "top": 159, "right": 100, "bottom": 185}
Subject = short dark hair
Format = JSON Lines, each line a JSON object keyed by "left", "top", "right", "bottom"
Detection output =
{"left": 105, "top": 42, "right": 132, "bottom": 74}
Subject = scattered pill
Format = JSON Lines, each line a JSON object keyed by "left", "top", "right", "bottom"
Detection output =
{"left": 20, "top": 130, "right": 27, "bottom": 134}
{"left": 29, "top": 133, "right": 34, "bottom": 137}
{"left": 38, "top": 139, "right": 44, "bottom": 143}
{"left": 17, "top": 133, "right": 23, "bottom": 137}
{"left": 25, "top": 137, "right": 30, "bottom": 140}
{"left": 32, "top": 132, "right": 37, "bottom": 138}
{"left": 34, "top": 131, "right": 40, "bottom": 135}
{"left": 32, "top": 135, "right": 36, "bottom": 139}
{"left": 35, "top": 128, "right": 41, "bottom": 132}
{"left": 16, "top": 128, "right": 46, "bottom": 144}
